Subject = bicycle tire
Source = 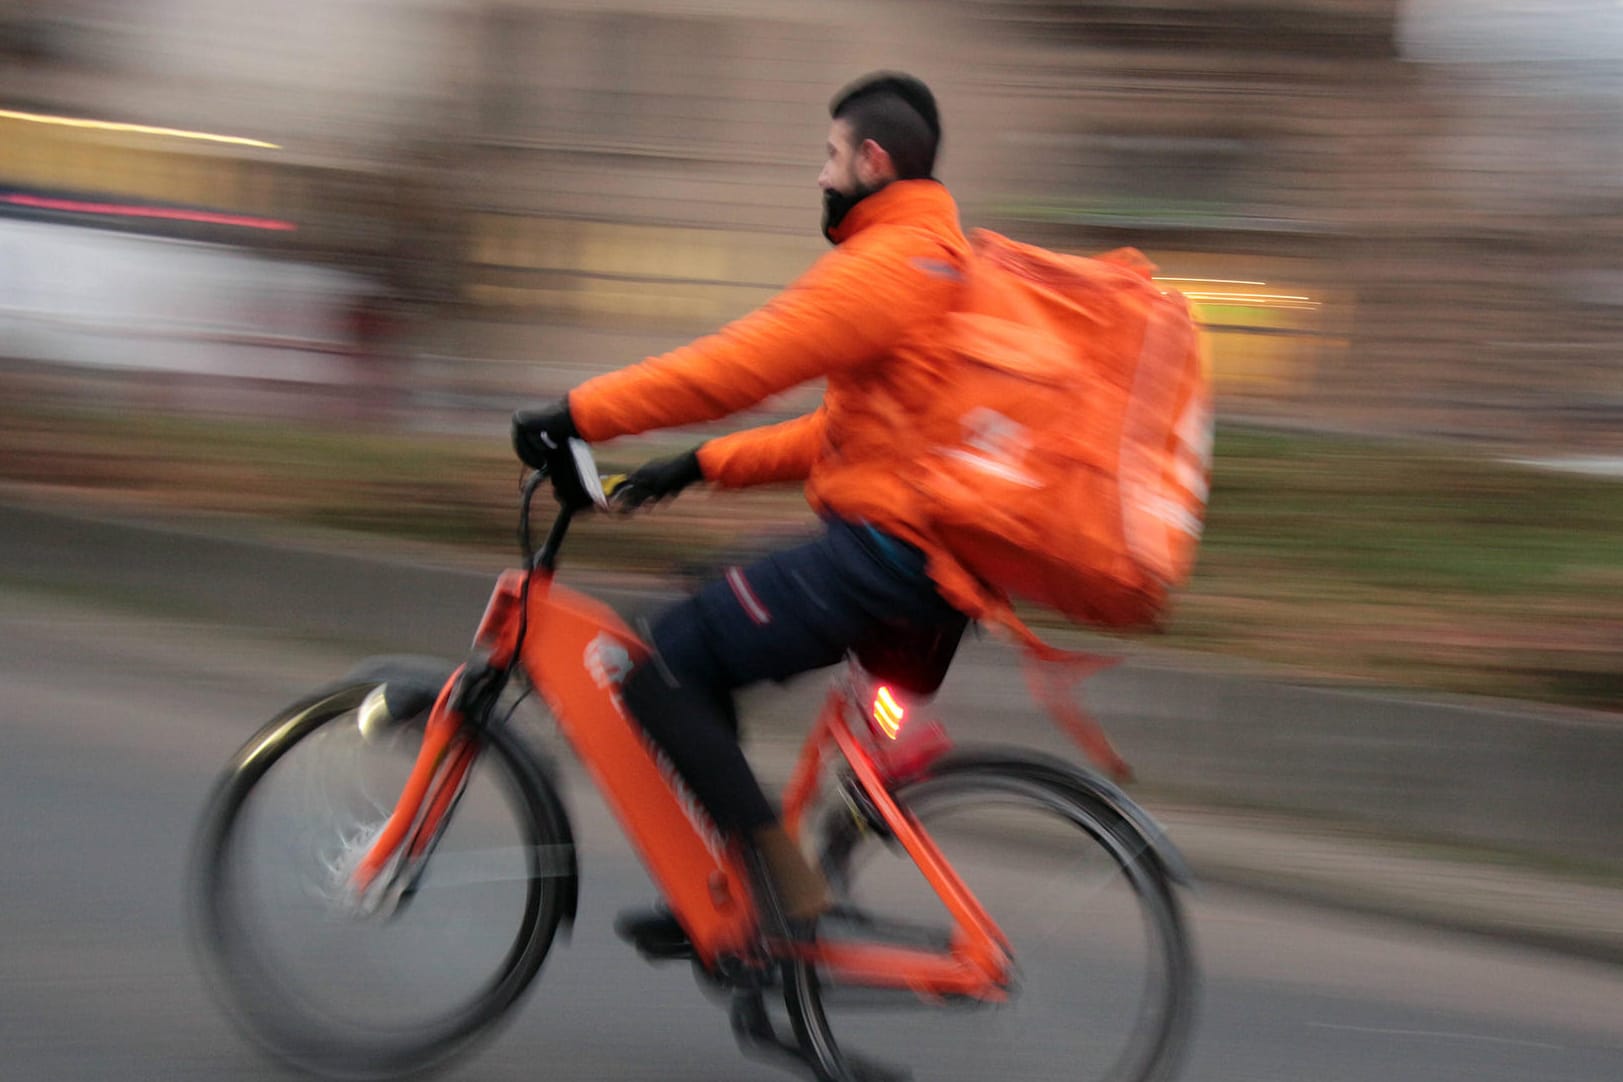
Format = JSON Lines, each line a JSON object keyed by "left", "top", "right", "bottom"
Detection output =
{"left": 191, "top": 681, "right": 574, "bottom": 1079}
{"left": 787, "top": 750, "right": 1196, "bottom": 1082}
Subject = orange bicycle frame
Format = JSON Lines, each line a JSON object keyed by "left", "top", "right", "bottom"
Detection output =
{"left": 356, "top": 559, "right": 1014, "bottom": 999}
{"left": 779, "top": 681, "right": 1012, "bottom": 998}
{"left": 353, "top": 562, "right": 764, "bottom": 961}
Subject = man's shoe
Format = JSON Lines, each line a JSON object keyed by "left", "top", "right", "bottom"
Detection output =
{"left": 614, "top": 905, "right": 695, "bottom": 961}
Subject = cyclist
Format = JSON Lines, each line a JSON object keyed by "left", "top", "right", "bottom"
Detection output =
{"left": 513, "top": 72, "right": 972, "bottom": 950}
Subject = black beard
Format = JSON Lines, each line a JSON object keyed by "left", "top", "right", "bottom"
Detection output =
{"left": 821, "top": 182, "right": 879, "bottom": 244}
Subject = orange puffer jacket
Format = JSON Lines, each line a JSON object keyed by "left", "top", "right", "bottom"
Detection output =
{"left": 568, "top": 179, "right": 972, "bottom": 558}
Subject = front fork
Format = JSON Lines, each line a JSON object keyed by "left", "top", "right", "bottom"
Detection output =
{"left": 347, "top": 652, "right": 511, "bottom": 916}
{"left": 349, "top": 571, "right": 531, "bottom": 914}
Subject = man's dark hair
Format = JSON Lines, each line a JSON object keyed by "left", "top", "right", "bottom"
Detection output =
{"left": 830, "top": 72, "right": 940, "bottom": 180}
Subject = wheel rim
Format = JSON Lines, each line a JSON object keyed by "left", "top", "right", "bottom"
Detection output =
{"left": 196, "top": 688, "right": 561, "bottom": 1076}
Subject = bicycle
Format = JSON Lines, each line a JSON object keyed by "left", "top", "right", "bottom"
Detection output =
{"left": 191, "top": 441, "right": 1197, "bottom": 1082}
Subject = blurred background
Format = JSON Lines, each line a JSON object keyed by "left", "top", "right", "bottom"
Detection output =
{"left": 2, "top": 0, "right": 1620, "bottom": 706}
{"left": 4, "top": 0, "right": 1620, "bottom": 443}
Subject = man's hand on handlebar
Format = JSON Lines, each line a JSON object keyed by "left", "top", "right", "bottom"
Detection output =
{"left": 512, "top": 399, "right": 703, "bottom": 512}
{"left": 511, "top": 399, "right": 577, "bottom": 470}
{"left": 512, "top": 398, "right": 604, "bottom": 509}
{"left": 612, "top": 448, "right": 705, "bottom": 511}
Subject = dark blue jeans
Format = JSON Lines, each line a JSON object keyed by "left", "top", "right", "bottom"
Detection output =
{"left": 619, "top": 518, "right": 967, "bottom": 834}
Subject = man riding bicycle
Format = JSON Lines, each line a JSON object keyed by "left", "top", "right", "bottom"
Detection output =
{"left": 513, "top": 72, "right": 973, "bottom": 951}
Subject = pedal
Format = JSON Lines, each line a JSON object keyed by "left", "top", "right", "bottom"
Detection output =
{"left": 628, "top": 939, "right": 696, "bottom": 963}
{"left": 613, "top": 907, "right": 696, "bottom": 962}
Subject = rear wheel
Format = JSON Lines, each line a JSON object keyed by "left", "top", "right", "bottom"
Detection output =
{"left": 788, "top": 754, "right": 1196, "bottom": 1082}
{"left": 192, "top": 682, "right": 573, "bottom": 1079}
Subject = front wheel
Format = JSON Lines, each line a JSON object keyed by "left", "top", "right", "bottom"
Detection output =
{"left": 191, "top": 681, "right": 575, "bottom": 1079}
{"left": 790, "top": 753, "right": 1197, "bottom": 1082}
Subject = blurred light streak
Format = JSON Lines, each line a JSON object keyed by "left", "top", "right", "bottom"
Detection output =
{"left": 1155, "top": 277, "right": 1269, "bottom": 286}
{"left": 0, "top": 109, "right": 280, "bottom": 149}
{"left": 1182, "top": 291, "right": 1317, "bottom": 307}
{"left": 1, "top": 194, "right": 296, "bottom": 231}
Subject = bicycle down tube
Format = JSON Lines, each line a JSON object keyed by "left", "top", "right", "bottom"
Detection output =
{"left": 521, "top": 575, "right": 768, "bottom": 964}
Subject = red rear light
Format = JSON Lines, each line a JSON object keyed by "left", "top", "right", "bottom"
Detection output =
{"left": 872, "top": 685, "right": 905, "bottom": 739}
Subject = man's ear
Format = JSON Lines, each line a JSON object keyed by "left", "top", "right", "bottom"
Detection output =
{"left": 857, "top": 138, "right": 898, "bottom": 185}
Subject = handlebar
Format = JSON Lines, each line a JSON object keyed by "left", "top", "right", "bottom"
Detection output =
{"left": 519, "top": 439, "right": 627, "bottom": 572}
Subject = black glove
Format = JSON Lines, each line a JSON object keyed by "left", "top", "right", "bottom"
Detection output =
{"left": 513, "top": 398, "right": 601, "bottom": 509}
{"left": 614, "top": 448, "right": 705, "bottom": 510}
{"left": 511, "top": 399, "right": 578, "bottom": 470}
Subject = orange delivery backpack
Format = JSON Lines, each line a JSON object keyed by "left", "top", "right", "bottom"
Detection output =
{"left": 907, "top": 232, "right": 1212, "bottom": 777}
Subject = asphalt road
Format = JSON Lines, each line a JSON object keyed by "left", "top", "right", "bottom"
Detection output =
{"left": 3, "top": 592, "right": 1621, "bottom": 1081}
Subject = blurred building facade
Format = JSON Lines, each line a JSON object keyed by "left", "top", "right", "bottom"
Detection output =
{"left": 2, "top": 0, "right": 1619, "bottom": 450}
